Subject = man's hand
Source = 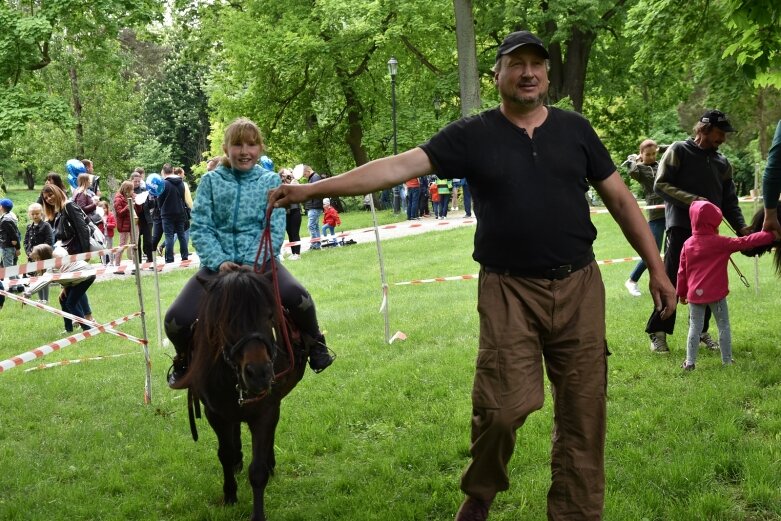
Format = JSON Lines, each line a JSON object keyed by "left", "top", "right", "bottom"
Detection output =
{"left": 762, "top": 208, "right": 781, "bottom": 240}
{"left": 268, "top": 183, "right": 312, "bottom": 209}
{"left": 649, "top": 270, "right": 677, "bottom": 320}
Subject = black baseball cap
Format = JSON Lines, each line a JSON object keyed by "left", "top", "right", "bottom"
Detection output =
{"left": 699, "top": 110, "right": 735, "bottom": 132}
{"left": 495, "top": 31, "right": 549, "bottom": 62}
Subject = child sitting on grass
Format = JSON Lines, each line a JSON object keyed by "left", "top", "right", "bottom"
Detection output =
{"left": 677, "top": 201, "right": 775, "bottom": 370}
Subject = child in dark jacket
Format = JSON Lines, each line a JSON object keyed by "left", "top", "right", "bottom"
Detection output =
{"left": 24, "top": 202, "right": 54, "bottom": 302}
{"left": 0, "top": 198, "right": 21, "bottom": 270}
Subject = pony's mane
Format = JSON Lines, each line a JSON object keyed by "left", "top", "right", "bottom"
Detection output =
{"left": 741, "top": 204, "right": 781, "bottom": 275}
{"left": 180, "top": 266, "right": 277, "bottom": 390}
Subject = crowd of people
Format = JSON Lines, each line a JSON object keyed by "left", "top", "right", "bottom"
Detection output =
{"left": 0, "top": 159, "right": 193, "bottom": 332}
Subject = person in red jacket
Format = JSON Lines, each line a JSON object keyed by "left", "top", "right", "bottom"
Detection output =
{"left": 113, "top": 181, "right": 134, "bottom": 266}
{"left": 677, "top": 200, "right": 775, "bottom": 370}
{"left": 321, "top": 198, "right": 341, "bottom": 246}
{"left": 429, "top": 178, "right": 440, "bottom": 219}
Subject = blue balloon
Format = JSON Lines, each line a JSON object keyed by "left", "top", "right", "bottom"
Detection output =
{"left": 259, "top": 155, "right": 274, "bottom": 172}
{"left": 65, "top": 159, "right": 86, "bottom": 188}
{"left": 146, "top": 173, "right": 165, "bottom": 197}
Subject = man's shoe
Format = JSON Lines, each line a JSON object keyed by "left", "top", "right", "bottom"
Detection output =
{"left": 624, "top": 279, "right": 641, "bottom": 297}
{"left": 455, "top": 496, "right": 493, "bottom": 521}
{"left": 649, "top": 332, "right": 669, "bottom": 353}
{"left": 308, "top": 337, "right": 335, "bottom": 373}
{"left": 700, "top": 332, "right": 719, "bottom": 350}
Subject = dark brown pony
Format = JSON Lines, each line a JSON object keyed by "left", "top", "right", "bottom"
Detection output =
{"left": 179, "top": 265, "right": 307, "bottom": 521}
{"left": 741, "top": 203, "right": 781, "bottom": 274}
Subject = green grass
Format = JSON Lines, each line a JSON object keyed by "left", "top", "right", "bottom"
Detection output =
{"left": 1, "top": 196, "right": 780, "bottom": 520}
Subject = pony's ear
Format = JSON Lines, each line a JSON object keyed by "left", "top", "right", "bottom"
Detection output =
{"left": 196, "top": 274, "right": 210, "bottom": 288}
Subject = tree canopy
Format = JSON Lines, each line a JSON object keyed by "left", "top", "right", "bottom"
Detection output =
{"left": 1, "top": 0, "right": 779, "bottom": 196}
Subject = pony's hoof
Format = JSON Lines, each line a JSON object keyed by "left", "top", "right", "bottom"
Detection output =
{"left": 233, "top": 460, "right": 243, "bottom": 475}
{"left": 223, "top": 494, "right": 238, "bottom": 505}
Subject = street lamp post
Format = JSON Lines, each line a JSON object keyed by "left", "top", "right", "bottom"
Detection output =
{"left": 388, "top": 57, "right": 401, "bottom": 214}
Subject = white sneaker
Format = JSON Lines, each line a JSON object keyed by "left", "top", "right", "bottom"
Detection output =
{"left": 288, "top": 254, "right": 300, "bottom": 260}
{"left": 624, "top": 279, "right": 641, "bottom": 297}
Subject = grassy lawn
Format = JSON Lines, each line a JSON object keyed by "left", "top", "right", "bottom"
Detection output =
{"left": 0, "top": 193, "right": 779, "bottom": 520}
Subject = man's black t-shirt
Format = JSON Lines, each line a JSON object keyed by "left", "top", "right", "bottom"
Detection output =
{"left": 420, "top": 107, "right": 615, "bottom": 271}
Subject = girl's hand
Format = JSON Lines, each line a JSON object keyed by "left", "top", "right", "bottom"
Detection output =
{"left": 679, "top": 296, "right": 687, "bottom": 305}
{"left": 219, "top": 261, "right": 240, "bottom": 273}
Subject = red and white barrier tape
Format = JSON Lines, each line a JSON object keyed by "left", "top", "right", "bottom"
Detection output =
{"left": 24, "top": 352, "right": 138, "bottom": 372}
{"left": 0, "top": 244, "right": 134, "bottom": 280}
{"left": 0, "top": 290, "right": 145, "bottom": 345}
{"left": 0, "top": 311, "right": 142, "bottom": 373}
{"left": 394, "top": 256, "right": 643, "bottom": 285}
{"left": 5, "top": 255, "right": 201, "bottom": 287}
{"left": 281, "top": 219, "right": 477, "bottom": 248}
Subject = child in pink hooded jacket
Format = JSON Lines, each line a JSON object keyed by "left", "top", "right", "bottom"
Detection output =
{"left": 677, "top": 200, "right": 775, "bottom": 370}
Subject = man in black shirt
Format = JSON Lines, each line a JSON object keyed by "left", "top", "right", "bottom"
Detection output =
{"left": 270, "top": 30, "right": 675, "bottom": 521}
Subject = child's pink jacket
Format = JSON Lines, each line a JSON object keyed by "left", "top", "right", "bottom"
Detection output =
{"left": 677, "top": 200, "right": 774, "bottom": 304}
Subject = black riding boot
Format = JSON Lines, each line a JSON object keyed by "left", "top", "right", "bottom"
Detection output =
{"left": 308, "top": 335, "right": 335, "bottom": 373}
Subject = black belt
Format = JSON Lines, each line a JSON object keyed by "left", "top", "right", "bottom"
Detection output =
{"left": 483, "top": 256, "right": 593, "bottom": 280}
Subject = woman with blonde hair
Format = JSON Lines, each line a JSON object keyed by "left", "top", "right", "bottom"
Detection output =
{"left": 165, "top": 117, "right": 334, "bottom": 387}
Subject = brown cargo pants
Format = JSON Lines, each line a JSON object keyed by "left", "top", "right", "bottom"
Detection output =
{"left": 461, "top": 262, "right": 607, "bottom": 520}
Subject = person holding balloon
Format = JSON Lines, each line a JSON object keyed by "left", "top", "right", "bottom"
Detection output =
{"left": 165, "top": 117, "right": 335, "bottom": 388}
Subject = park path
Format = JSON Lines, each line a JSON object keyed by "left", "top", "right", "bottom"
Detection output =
{"left": 98, "top": 210, "right": 476, "bottom": 281}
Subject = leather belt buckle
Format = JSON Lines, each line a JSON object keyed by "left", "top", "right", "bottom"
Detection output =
{"left": 547, "top": 264, "right": 573, "bottom": 280}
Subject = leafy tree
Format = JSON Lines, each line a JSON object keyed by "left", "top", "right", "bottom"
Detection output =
{"left": 142, "top": 43, "right": 211, "bottom": 174}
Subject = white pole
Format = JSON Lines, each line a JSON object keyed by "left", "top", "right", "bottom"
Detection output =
{"left": 367, "top": 194, "right": 391, "bottom": 344}
{"left": 128, "top": 197, "right": 153, "bottom": 404}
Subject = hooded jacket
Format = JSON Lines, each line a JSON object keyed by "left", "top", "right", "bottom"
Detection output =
{"left": 677, "top": 200, "right": 774, "bottom": 304}
{"left": 190, "top": 164, "right": 285, "bottom": 271}
{"left": 0, "top": 211, "right": 20, "bottom": 249}
{"left": 157, "top": 176, "right": 187, "bottom": 219}
{"left": 654, "top": 138, "right": 745, "bottom": 232}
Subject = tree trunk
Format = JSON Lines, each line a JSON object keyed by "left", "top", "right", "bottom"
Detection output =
{"left": 336, "top": 69, "right": 370, "bottom": 167}
{"left": 69, "top": 65, "right": 85, "bottom": 157}
{"left": 452, "top": 0, "right": 481, "bottom": 117}
{"left": 24, "top": 167, "right": 35, "bottom": 189}
{"left": 547, "top": 27, "right": 595, "bottom": 113}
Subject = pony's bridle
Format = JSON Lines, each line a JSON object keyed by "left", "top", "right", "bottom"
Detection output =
{"left": 222, "top": 331, "right": 277, "bottom": 406}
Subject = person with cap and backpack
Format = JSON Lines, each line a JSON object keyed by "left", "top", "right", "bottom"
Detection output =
{"left": 270, "top": 29, "right": 676, "bottom": 521}
{"left": 0, "top": 198, "right": 21, "bottom": 270}
{"left": 646, "top": 110, "right": 752, "bottom": 354}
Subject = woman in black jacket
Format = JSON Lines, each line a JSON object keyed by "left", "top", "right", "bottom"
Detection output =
{"left": 40, "top": 184, "right": 90, "bottom": 255}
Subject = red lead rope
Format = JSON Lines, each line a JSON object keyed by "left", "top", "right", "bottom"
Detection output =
{"left": 254, "top": 206, "right": 296, "bottom": 379}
